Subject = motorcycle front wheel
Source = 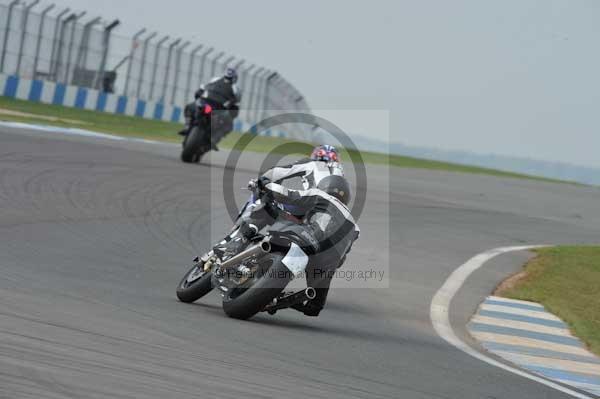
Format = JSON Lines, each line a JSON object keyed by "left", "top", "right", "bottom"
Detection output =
{"left": 176, "top": 262, "right": 214, "bottom": 303}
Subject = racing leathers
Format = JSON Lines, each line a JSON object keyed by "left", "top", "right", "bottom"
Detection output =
{"left": 210, "top": 158, "right": 348, "bottom": 297}
{"left": 230, "top": 158, "right": 345, "bottom": 243}
{"left": 199, "top": 76, "right": 241, "bottom": 112}
{"left": 180, "top": 76, "right": 241, "bottom": 145}
{"left": 259, "top": 182, "right": 360, "bottom": 316}
{"left": 262, "top": 157, "right": 344, "bottom": 191}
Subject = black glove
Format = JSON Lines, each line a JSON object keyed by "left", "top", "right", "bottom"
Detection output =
{"left": 247, "top": 177, "right": 269, "bottom": 195}
{"left": 238, "top": 221, "right": 258, "bottom": 240}
{"left": 256, "top": 176, "right": 271, "bottom": 192}
{"left": 229, "top": 104, "right": 240, "bottom": 119}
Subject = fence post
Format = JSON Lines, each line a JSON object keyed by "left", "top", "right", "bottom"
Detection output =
{"left": 32, "top": 3, "right": 55, "bottom": 79}
{"left": 260, "top": 71, "right": 278, "bottom": 124}
{"left": 148, "top": 35, "right": 169, "bottom": 100}
{"left": 171, "top": 40, "right": 189, "bottom": 104}
{"left": 52, "top": 12, "right": 76, "bottom": 82}
{"left": 234, "top": 59, "right": 245, "bottom": 70}
{"left": 74, "top": 16, "right": 101, "bottom": 81}
{"left": 247, "top": 66, "right": 264, "bottom": 123}
{"left": 223, "top": 55, "right": 235, "bottom": 69}
{"left": 253, "top": 69, "right": 271, "bottom": 124}
{"left": 16, "top": 0, "right": 40, "bottom": 76}
{"left": 136, "top": 31, "right": 156, "bottom": 99}
{"left": 48, "top": 7, "right": 70, "bottom": 80}
{"left": 254, "top": 69, "right": 271, "bottom": 125}
{"left": 64, "top": 11, "right": 86, "bottom": 84}
{"left": 240, "top": 63, "right": 254, "bottom": 94}
{"left": 160, "top": 37, "right": 180, "bottom": 102}
{"left": 209, "top": 51, "right": 224, "bottom": 78}
{"left": 80, "top": 18, "right": 101, "bottom": 68}
{"left": 240, "top": 64, "right": 254, "bottom": 115}
{"left": 0, "top": 0, "right": 21, "bottom": 73}
{"left": 123, "top": 28, "right": 146, "bottom": 96}
{"left": 184, "top": 44, "right": 202, "bottom": 101}
{"left": 94, "top": 19, "right": 120, "bottom": 90}
{"left": 197, "top": 46, "right": 213, "bottom": 84}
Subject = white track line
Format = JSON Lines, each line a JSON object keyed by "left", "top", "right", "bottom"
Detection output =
{"left": 430, "top": 245, "right": 596, "bottom": 399}
{"left": 0, "top": 121, "right": 167, "bottom": 146}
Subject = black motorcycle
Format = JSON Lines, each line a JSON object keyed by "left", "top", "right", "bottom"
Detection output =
{"left": 176, "top": 187, "right": 317, "bottom": 320}
{"left": 180, "top": 101, "right": 234, "bottom": 163}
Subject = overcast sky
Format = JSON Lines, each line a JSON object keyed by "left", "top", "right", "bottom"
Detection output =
{"left": 13, "top": 0, "right": 600, "bottom": 168}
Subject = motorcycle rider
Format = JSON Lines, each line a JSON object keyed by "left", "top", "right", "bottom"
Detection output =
{"left": 188, "top": 140, "right": 356, "bottom": 317}
{"left": 214, "top": 145, "right": 345, "bottom": 257}
{"left": 253, "top": 174, "right": 359, "bottom": 317}
{"left": 262, "top": 145, "right": 343, "bottom": 189}
{"left": 180, "top": 67, "right": 241, "bottom": 149}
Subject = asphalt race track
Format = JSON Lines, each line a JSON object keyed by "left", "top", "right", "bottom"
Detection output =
{"left": 1, "top": 126, "right": 600, "bottom": 399}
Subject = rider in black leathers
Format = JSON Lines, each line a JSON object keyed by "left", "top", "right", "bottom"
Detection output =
{"left": 180, "top": 67, "right": 241, "bottom": 148}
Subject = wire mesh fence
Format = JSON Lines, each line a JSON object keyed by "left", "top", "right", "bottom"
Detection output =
{"left": 0, "top": 1, "right": 313, "bottom": 137}
{"left": 0, "top": 3, "right": 113, "bottom": 89}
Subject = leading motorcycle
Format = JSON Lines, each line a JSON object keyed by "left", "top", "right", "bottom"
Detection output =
{"left": 176, "top": 185, "right": 316, "bottom": 320}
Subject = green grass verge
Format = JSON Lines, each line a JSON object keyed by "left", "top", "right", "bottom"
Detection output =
{"left": 499, "top": 246, "right": 600, "bottom": 356}
{"left": 0, "top": 95, "right": 570, "bottom": 183}
{"left": 0, "top": 96, "right": 182, "bottom": 142}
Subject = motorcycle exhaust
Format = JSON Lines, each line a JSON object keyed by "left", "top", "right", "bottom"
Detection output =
{"left": 260, "top": 239, "right": 272, "bottom": 253}
{"left": 264, "top": 287, "right": 317, "bottom": 314}
{"left": 219, "top": 237, "right": 271, "bottom": 270}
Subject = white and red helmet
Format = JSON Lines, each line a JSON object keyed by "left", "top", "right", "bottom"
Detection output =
{"left": 311, "top": 144, "right": 339, "bottom": 163}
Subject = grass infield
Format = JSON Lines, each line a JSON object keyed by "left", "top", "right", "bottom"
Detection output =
{"left": 499, "top": 246, "right": 600, "bottom": 356}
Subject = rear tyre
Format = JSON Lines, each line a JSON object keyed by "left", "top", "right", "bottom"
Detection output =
{"left": 181, "top": 126, "right": 203, "bottom": 163}
{"left": 176, "top": 263, "right": 214, "bottom": 303}
{"left": 222, "top": 255, "right": 293, "bottom": 320}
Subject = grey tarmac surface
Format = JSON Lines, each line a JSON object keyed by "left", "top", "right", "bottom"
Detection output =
{"left": 1, "top": 125, "right": 599, "bottom": 399}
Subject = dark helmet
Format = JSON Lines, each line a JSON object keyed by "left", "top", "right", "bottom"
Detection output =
{"left": 317, "top": 175, "right": 351, "bottom": 205}
{"left": 224, "top": 67, "right": 238, "bottom": 83}
{"left": 311, "top": 144, "right": 339, "bottom": 162}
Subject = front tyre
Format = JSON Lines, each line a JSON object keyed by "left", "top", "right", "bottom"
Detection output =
{"left": 222, "top": 255, "right": 293, "bottom": 320}
{"left": 176, "top": 263, "right": 214, "bottom": 303}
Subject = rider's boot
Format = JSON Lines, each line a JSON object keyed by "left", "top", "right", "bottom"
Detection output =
{"left": 291, "top": 289, "right": 328, "bottom": 317}
{"left": 209, "top": 128, "right": 223, "bottom": 151}
{"left": 294, "top": 270, "right": 334, "bottom": 317}
{"left": 179, "top": 111, "right": 193, "bottom": 136}
{"left": 178, "top": 128, "right": 189, "bottom": 137}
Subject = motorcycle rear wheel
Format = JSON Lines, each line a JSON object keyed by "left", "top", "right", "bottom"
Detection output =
{"left": 221, "top": 255, "right": 293, "bottom": 320}
{"left": 181, "top": 126, "right": 206, "bottom": 163}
